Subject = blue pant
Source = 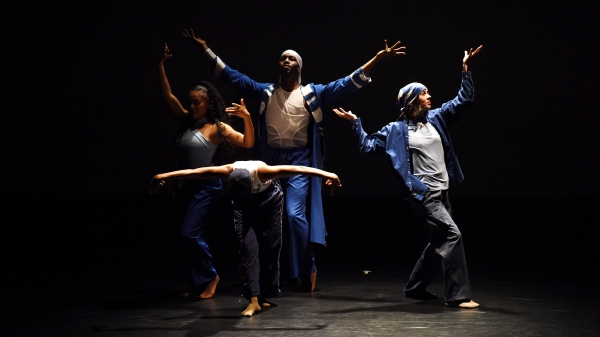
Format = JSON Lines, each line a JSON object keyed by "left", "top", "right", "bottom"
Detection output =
{"left": 173, "top": 179, "right": 221, "bottom": 288}
{"left": 404, "top": 189, "right": 472, "bottom": 302}
{"left": 267, "top": 147, "right": 316, "bottom": 279}
{"left": 233, "top": 180, "right": 283, "bottom": 299}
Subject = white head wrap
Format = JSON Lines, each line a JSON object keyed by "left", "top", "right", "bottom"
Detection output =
{"left": 280, "top": 49, "right": 303, "bottom": 84}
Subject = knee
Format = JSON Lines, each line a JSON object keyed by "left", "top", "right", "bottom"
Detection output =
{"left": 448, "top": 228, "right": 462, "bottom": 242}
{"left": 285, "top": 197, "right": 306, "bottom": 217}
{"left": 181, "top": 227, "right": 201, "bottom": 240}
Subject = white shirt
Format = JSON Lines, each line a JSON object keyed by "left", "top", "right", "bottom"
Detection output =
{"left": 232, "top": 161, "right": 272, "bottom": 193}
{"left": 265, "top": 87, "right": 310, "bottom": 148}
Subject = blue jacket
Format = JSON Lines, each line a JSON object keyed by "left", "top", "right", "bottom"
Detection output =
{"left": 205, "top": 49, "right": 372, "bottom": 245}
{"left": 351, "top": 72, "right": 474, "bottom": 201}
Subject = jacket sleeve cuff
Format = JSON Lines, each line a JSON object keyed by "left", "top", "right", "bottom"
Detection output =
{"left": 350, "top": 68, "right": 372, "bottom": 89}
{"left": 204, "top": 49, "right": 226, "bottom": 77}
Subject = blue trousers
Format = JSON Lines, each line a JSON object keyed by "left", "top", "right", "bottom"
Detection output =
{"left": 404, "top": 189, "right": 472, "bottom": 302}
{"left": 173, "top": 179, "right": 221, "bottom": 288}
{"left": 266, "top": 147, "right": 316, "bottom": 279}
{"left": 233, "top": 180, "right": 283, "bottom": 299}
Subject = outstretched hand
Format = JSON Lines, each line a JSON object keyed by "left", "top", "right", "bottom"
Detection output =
{"left": 150, "top": 176, "right": 166, "bottom": 195}
{"left": 182, "top": 28, "right": 208, "bottom": 50}
{"left": 159, "top": 43, "right": 172, "bottom": 63}
{"left": 463, "top": 45, "right": 483, "bottom": 71}
{"left": 225, "top": 99, "right": 250, "bottom": 119}
{"left": 333, "top": 107, "right": 358, "bottom": 120}
{"left": 325, "top": 176, "right": 342, "bottom": 195}
{"left": 378, "top": 39, "right": 406, "bottom": 59}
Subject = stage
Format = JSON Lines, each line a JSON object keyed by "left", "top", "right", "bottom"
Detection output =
{"left": 2, "top": 194, "right": 598, "bottom": 336}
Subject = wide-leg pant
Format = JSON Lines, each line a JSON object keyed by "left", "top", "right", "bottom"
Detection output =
{"left": 404, "top": 189, "right": 472, "bottom": 302}
{"left": 173, "top": 179, "right": 221, "bottom": 288}
{"left": 266, "top": 147, "right": 316, "bottom": 279}
{"left": 234, "top": 180, "right": 283, "bottom": 299}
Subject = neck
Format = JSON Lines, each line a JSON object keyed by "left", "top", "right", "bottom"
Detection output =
{"left": 280, "top": 76, "right": 300, "bottom": 92}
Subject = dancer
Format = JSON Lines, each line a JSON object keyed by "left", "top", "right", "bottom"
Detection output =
{"left": 151, "top": 161, "right": 341, "bottom": 316}
{"left": 334, "top": 45, "right": 483, "bottom": 308}
{"left": 182, "top": 29, "right": 405, "bottom": 291}
{"left": 158, "top": 43, "right": 254, "bottom": 299}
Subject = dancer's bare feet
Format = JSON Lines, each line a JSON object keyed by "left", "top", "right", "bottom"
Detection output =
{"left": 241, "top": 296, "right": 262, "bottom": 317}
{"left": 310, "top": 269, "right": 317, "bottom": 291}
{"left": 297, "top": 269, "right": 317, "bottom": 292}
{"left": 445, "top": 300, "right": 480, "bottom": 308}
{"left": 199, "top": 275, "right": 220, "bottom": 299}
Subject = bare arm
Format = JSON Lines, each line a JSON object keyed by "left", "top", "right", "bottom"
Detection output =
{"left": 220, "top": 99, "right": 255, "bottom": 148}
{"left": 361, "top": 39, "right": 406, "bottom": 76}
{"left": 158, "top": 43, "right": 187, "bottom": 119}
{"left": 258, "top": 164, "right": 341, "bottom": 187}
{"left": 151, "top": 164, "right": 233, "bottom": 194}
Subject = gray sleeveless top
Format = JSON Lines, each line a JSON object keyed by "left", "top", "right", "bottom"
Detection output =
{"left": 177, "top": 120, "right": 218, "bottom": 169}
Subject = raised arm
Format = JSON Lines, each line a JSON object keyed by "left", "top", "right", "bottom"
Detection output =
{"left": 361, "top": 39, "right": 406, "bottom": 76}
{"left": 151, "top": 164, "right": 233, "bottom": 194}
{"left": 219, "top": 99, "right": 255, "bottom": 148}
{"left": 258, "top": 164, "right": 341, "bottom": 187}
{"left": 435, "top": 45, "right": 482, "bottom": 124}
{"left": 318, "top": 40, "right": 405, "bottom": 107}
{"left": 158, "top": 43, "right": 187, "bottom": 119}
{"left": 182, "top": 29, "right": 269, "bottom": 101}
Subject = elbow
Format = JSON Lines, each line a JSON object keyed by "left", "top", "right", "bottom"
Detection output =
{"left": 242, "top": 139, "right": 255, "bottom": 148}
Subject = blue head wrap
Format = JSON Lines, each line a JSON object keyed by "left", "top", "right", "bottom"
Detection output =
{"left": 396, "top": 82, "right": 427, "bottom": 110}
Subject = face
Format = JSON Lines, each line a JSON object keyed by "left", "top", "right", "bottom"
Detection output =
{"left": 279, "top": 53, "right": 301, "bottom": 79}
{"left": 417, "top": 89, "right": 432, "bottom": 110}
{"left": 188, "top": 90, "right": 210, "bottom": 119}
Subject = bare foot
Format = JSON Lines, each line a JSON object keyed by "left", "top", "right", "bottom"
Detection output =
{"left": 446, "top": 300, "right": 480, "bottom": 308}
{"left": 241, "top": 296, "right": 261, "bottom": 317}
{"left": 199, "top": 275, "right": 220, "bottom": 299}
{"left": 310, "top": 269, "right": 317, "bottom": 291}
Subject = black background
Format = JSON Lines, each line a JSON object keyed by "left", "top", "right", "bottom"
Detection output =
{"left": 2, "top": 2, "right": 600, "bottom": 322}
{"left": 4, "top": 1, "right": 599, "bottom": 197}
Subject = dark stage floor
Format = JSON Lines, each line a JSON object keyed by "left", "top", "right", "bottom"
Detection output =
{"left": 2, "top": 195, "right": 599, "bottom": 336}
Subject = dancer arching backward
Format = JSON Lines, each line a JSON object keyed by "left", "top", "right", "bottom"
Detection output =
{"left": 334, "top": 45, "right": 483, "bottom": 309}
{"left": 151, "top": 161, "right": 341, "bottom": 316}
{"left": 182, "top": 29, "right": 405, "bottom": 291}
{"left": 158, "top": 43, "right": 254, "bottom": 299}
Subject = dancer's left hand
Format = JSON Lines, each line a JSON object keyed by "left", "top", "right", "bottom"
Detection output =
{"left": 226, "top": 99, "right": 250, "bottom": 120}
{"left": 150, "top": 177, "right": 166, "bottom": 194}
{"left": 463, "top": 45, "right": 483, "bottom": 71}
{"left": 378, "top": 39, "right": 406, "bottom": 59}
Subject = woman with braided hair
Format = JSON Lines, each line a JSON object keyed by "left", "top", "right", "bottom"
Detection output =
{"left": 158, "top": 43, "right": 254, "bottom": 298}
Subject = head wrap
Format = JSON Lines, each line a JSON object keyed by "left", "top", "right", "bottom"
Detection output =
{"left": 396, "top": 82, "right": 427, "bottom": 110}
{"left": 229, "top": 168, "right": 252, "bottom": 206}
{"left": 280, "top": 49, "right": 303, "bottom": 84}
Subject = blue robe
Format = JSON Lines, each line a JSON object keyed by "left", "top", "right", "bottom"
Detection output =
{"left": 205, "top": 49, "right": 372, "bottom": 246}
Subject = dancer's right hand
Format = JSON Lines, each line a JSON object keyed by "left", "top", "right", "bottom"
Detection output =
{"left": 333, "top": 107, "right": 357, "bottom": 120}
{"left": 182, "top": 29, "right": 208, "bottom": 51}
